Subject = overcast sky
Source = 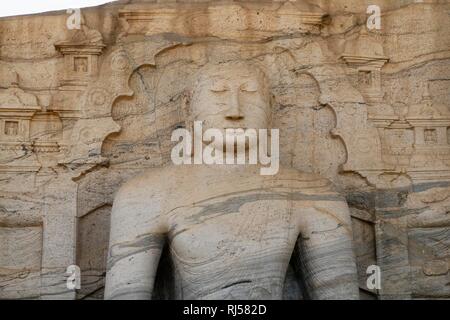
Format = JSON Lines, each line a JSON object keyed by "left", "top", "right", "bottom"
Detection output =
{"left": 0, "top": 1, "right": 115, "bottom": 18}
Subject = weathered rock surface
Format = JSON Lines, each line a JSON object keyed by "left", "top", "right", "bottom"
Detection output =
{"left": 0, "top": 0, "right": 449, "bottom": 300}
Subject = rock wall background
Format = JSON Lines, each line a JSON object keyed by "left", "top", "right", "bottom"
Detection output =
{"left": 0, "top": 0, "right": 449, "bottom": 299}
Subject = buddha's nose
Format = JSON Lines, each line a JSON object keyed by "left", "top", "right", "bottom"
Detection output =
{"left": 225, "top": 90, "right": 244, "bottom": 120}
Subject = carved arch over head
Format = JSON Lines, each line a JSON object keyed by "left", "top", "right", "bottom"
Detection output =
{"left": 62, "top": 36, "right": 384, "bottom": 184}
{"left": 62, "top": 35, "right": 187, "bottom": 168}
{"left": 258, "top": 44, "right": 385, "bottom": 180}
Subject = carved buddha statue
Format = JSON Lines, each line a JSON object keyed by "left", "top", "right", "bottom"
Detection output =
{"left": 105, "top": 61, "right": 359, "bottom": 300}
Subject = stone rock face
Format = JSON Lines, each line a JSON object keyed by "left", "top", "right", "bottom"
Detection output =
{"left": 0, "top": 0, "right": 449, "bottom": 300}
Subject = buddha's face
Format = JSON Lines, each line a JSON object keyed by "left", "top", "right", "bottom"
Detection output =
{"left": 191, "top": 62, "right": 271, "bottom": 132}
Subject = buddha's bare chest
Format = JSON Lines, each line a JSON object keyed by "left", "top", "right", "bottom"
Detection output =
{"left": 165, "top": 192, "right": 300, "bottom": 267}
{"left": 153, "top": 169, "right": 324, "bottom": 298}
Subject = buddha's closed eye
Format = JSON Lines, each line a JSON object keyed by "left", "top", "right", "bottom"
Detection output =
{"left": 210, "top": 82, "right": 229, "bottom": 93}
{"left": 209, "top": 82, "right": 259, "bottom": 93}
{"left": 240, "top": 82, "right": 258, "bottom": 92}
{"left": 210, "top": 88, "right": 228, "bottom": 93}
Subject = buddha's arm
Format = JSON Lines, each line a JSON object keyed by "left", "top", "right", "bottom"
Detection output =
{"left": 296, "top": 200, "right": 360, "bottom": 300}
{"left": 104, "top": 184, "right": 166, "bottom": 300}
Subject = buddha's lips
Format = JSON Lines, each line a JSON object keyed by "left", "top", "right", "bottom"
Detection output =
{"left": 224, "top": 128, "right": 249, "bottom": 131}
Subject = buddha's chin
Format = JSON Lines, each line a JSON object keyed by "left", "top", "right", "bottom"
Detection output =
{"left": 203, "top": 127, "right": 267, "bottom": 135}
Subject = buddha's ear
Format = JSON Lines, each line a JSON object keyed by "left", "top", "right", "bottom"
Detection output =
{"left": 180, "top": 89, "right": 193, "bottom": 128}
{"left": 269, "top": 93, "right": 276, "bottom": 129}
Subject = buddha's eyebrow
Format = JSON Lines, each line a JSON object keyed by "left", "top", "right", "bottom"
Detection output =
{"left": 209, "top": 80, "right": 228, "bottom": 87}
{"left": 241, "top": 79, "right": 258, "bottom": 85}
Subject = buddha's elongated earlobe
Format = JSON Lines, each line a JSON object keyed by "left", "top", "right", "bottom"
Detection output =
{"left": 180, "top": 88, "right": 193, "bottom": 131}
{"left": 269, "top": 93, "right": 276, "bottom": 129}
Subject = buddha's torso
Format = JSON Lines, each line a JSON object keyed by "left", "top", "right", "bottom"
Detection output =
{"left": 135, "top": 165, "right": 340, "bottom": 299}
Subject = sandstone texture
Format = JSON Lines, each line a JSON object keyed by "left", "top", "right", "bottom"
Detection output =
{"left": 0, "top": 0, "right": 449, "bottom": 300}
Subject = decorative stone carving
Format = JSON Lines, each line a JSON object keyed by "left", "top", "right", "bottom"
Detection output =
{"left": 60, "top": 36, "right": 182, "bottom": 172}
{"left": 104, "top": 61, "right": 360, "bottom": 300}
{"left": 0, "top": 0, "right": 449, "bottom": 300}
{"left": 118, "top": 0, "right": 327, "bottom": 41}
{"left": 406, "top": 84, "right": 450, "bottom": 180}
{"left": 341, "top": 29, "right": 389, "bottom": 104}
{"left": 0, "top": 72, "right": 41, "bottom": 172}
{"left": 55, "top": 16, "right": 105, "bottom": 90}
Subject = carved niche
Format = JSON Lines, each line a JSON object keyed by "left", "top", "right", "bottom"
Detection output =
{"left": 0, "top": 72, "right": 41, "bottom": 172}
{"left": 55, "top": 18, "right": 105, "bottom": 90}
{"left": 341, "top": 29, "right": 389, "bottom": 104}
{"left": 0, "top": 71, "right": 65, "bottom": 174}
{"left": 341, "top": 27, "right": 450, "bottom": 186}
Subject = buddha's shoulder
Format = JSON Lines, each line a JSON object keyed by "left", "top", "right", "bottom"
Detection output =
{"left": 116, "top": 165, "right": 191, "bottom": 193}
{"left": 117, "top": 166, "right": 339, "bottom": 196}
{"left": 267, "top": 167, "right": 339, "bottom": 193}
{"left": 274, "top": 167, "right": 327, "bottom": 180}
